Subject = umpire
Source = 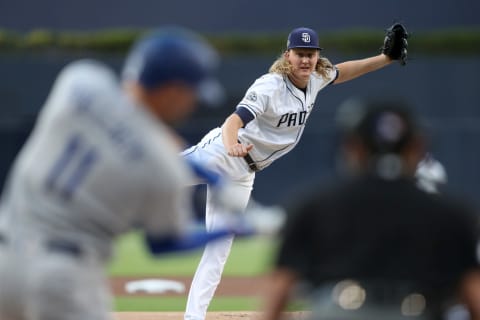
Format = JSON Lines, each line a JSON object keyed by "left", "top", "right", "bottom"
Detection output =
{"left": 262, "top": 98, "right": 480, "bottom": 320}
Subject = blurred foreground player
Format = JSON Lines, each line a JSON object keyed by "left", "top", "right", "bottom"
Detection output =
{"left": 262, "top": 99, "right": 480, "bottom": 320}
{"left": 0, "top": 27, "right": 240, "bottom": 320}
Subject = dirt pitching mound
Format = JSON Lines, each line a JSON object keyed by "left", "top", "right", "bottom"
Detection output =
{"left": 112, "top": 311, "right": 311, "bottom": 320}
{"left": 111, "top": 276, "right": 268, "bottom": 296}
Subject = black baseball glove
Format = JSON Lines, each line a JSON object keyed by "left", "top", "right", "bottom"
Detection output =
{"left": 382, "top": 23, "right": 409, "bottom": 66}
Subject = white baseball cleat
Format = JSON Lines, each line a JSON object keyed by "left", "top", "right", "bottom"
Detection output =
{"left": 243, "top": 200, "right": 286, "bottom": 236}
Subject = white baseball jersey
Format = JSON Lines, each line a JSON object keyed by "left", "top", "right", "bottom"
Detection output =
{"left": 236, "top": 70, "right": 337, "bottom": 170}
{"left": 0, "top": 60, "right": 192, "bottom": 261}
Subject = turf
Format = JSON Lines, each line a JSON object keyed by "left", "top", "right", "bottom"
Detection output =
{"left": 114, "top": 296, "right": 261, "bottom": 312}
{"left": 109, "top": 232, "right": 278, "bottom": 311}
{"left": 108, "top": 232, "right": 277, "bottom": 276}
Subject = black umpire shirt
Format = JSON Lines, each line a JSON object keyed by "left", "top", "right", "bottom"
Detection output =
{"left": 277, "top": 174, "right": 479, "bottom": 316}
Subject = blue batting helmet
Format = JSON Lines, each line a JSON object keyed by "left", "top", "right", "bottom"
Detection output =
{"left": 122, "top": 27, "right": 223, "bottom": 104}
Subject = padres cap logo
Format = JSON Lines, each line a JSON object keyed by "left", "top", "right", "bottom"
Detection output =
{"left": 287, "top": 27, "right": 321, "bottom": 50}
{"left": 301, "top": 32, "right": 311, "bottom": 43}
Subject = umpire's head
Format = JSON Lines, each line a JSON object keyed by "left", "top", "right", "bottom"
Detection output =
{"left": 336, "top": 97, "right": 426, "bottom": 179}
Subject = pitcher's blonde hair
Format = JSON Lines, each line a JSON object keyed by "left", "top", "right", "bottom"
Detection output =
{"left": 269, "top": 50, "right": 334, "bottom": 80}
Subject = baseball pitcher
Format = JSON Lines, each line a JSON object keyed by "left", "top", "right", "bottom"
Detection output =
{"left": 183, "top": 23, "right": 409, "bottom": 320}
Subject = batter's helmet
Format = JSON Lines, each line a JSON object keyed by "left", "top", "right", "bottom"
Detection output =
{"left": 122, "top": 26, "right": 223, "bottom": 105}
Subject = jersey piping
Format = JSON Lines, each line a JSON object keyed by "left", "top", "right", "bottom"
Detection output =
{"left": 238, "top": 75, "right": 308, "bottom": 168}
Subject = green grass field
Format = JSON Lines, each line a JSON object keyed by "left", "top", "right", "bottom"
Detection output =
{"left": 113, "top": 297, "right": 261, "bottom": 312}
{"left": 108, "top": 232, "right": 277, "bottom": 276}
{"left": 108, "top": 232, "right": 277, "bottom": 311}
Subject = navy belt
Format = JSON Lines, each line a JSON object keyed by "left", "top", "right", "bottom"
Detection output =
{"left": 46, "top": 239, "right": 83, "bottom": 258}
{"left": 243, "top": 153, "right": 259, "bottom": 172}
{"left": 0, "top": 233, "right": 81, "bottom": 257}
{"left": 0, "top": 233, "right": 83, "bottom": 257}
{"left": 237, "top": 140, "right": 259, "bottom": 172}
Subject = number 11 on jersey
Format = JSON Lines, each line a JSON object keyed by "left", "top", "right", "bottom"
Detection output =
{"left": 45, "top": 134, "right": 99, "bottom": 200}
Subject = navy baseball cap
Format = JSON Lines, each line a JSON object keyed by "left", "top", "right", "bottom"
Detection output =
{"left": 287, "top": 27, "right": 322, "bottom": 50}
{"left": 122, "top": 26, "right": 224, "bottom": 106}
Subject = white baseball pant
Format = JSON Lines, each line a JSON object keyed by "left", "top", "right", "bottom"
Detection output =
{"left": 182, "top": 127, "right": 255, "bottom": 320}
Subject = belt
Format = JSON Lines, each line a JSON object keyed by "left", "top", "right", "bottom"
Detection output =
{"left": 243, "top": 153, "right": 259, "bottom": 172}
{"left": 46, "top": 239, "right": 83, "bottom": 258}
{"left": 0, "top": 232, "right": 82, "bottom": 258}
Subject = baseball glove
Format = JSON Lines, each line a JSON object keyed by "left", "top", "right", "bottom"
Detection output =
{"left": 382, "top": 23, "right": 409, "bottom": 66}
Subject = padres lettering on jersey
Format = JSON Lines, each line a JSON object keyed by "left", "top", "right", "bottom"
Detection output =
{"left": 276, "top": 110, "right": 308, "bottom": 127}
{"left": 236, "top": 70, "right": 337, "bottom": 170}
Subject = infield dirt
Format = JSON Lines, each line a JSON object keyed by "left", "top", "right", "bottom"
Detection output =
{"left": 112, "top": 311, "right": 311, "bottom": 320}
{"left": 111, "top": 276, "right": 310, "bottom": 320}
{"left": 110, "top": 275, "right": 268, "bottom": 297}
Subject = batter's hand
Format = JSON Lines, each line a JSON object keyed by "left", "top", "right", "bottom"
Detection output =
{"left": 226, "top": 143, "right": 253, "bottom": 157}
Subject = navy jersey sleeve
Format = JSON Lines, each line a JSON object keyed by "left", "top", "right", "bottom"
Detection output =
{"left": 234, "top": 106, "right": 255, "bottom": 126}
{"left": 328, "top": 66, "right": 339, "bottom": 85}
